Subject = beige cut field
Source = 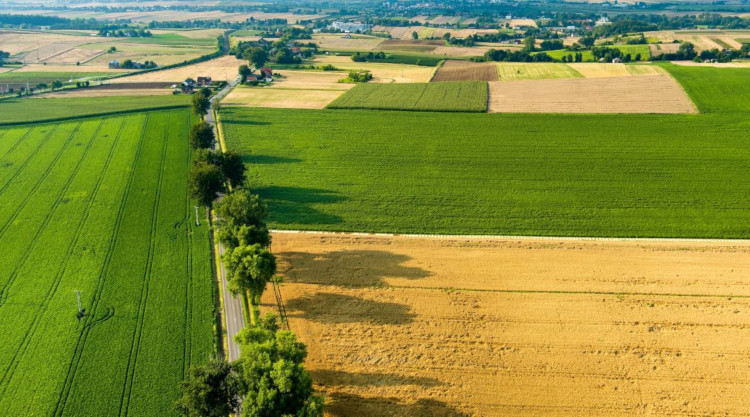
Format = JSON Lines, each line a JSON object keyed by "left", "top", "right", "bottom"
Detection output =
{"left": 222, "top": 70, "right": 352, "bottom": 109}
{"left": 672, "top": 60, "right": 750, "bottom": 68}
{"left": 265, "top": 232, "right": 750, "bottom": 417}
{"left": 645, "top": 30, "right": 750, "bottom": 51}
{"left": 121, "top": 55, "right": 244, "bottom": 82}
{"left": 312, "top": 55, "right": 437, "bottom": 83}
{"left": 488, "top": 75, "right": 696, "bottom": 113}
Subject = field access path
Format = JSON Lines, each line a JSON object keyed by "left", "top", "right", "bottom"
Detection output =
{"left": 207, "top": 74, "right": 244, "bottom": 361}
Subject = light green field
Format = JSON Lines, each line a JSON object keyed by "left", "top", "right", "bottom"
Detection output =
{"left": 538, "top": 49, "right": 595, "bottom": 62}
{"left": 612, "top": 44, "right": 652, "bottom": 60}
{"left": 0, "top": 109, "right": 215, "bottom": 415}
{"left": 327, "top": 81, "right": 488, "bottom": 112}
{"left": 496, "top": 63, "right": 583, "bottom": 80}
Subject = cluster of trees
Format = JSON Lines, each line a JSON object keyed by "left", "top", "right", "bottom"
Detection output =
{"left": 0, "top": 49, "right": 9, "bottom": 66}
{"left": 695, "top": 47, "right": 747, "bottom": 62}
{"left": 591, "top": 46, "right": 642, "bottom": 62}
{"left": 351, "top": 51, "right": 386, "bottom": 62}
{"left": 343, "top": 70, "right": 373, "bottom": 83}
{"left": 482, "top": 49, "right": 553, "bottom": 62}
{"left": 120, "top": 59, "right": 158, "bottom": 69}
{"left": 560, "top": 52, "right": 585, "bottom": 63}
{"left": 98, "top": 26, "right": 152, "bottom": 37}
{"left": 179, "top": 90, "right": 323, "bottom": 417}
{"left": 653, "top": 42, "right": 697, "bottom": 61}
{"left": 176, "top": 313, "right": 323, "bottom": 417}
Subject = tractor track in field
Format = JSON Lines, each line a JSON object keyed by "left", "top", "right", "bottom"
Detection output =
{"left": 0, "top": 125, "right": 58, "bottom": 200}
{"left": 0, "top": 127, "right": 31, "bottom": 158}
{"left": 182, "top": 111, "right": 193, "bottom": 378}
{"left": 0, "top": 121, "right": 125, "bottom": 400}
{"left": 118, "top": 116, "right": 170, "bottom": 417}
{"left": 0, "top": 124, "right": 81, "bottom": 296}
{"left": 0, "top": 122, "right": 58, "bottom": 196}
{"left": 53, "top": 115, "right": 150, "bottom": 417}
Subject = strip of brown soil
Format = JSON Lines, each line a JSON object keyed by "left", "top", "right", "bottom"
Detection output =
{"left": 432, "top": 60, "right": 499, "bottom": 82}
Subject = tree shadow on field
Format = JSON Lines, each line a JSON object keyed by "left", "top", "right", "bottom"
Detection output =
{"left": 241, "top": 154, "right": 302, "bottom": 165}
{"left": 311, "top": 370, "right": 442, "bottom": 388}
{"left": 285, "top": 292, "right": 415, "bottom": 325}
{"left": 277, "top": 250, "right": 431, "bottom": 287}
{"left": 221, "top": 119, "right": 271, "bottom": 126}
{"left": 325, "top": 393, "right": 471, "bottom": 417}
{"left": 257, "top": 185, "right": 347, "bottom": 226}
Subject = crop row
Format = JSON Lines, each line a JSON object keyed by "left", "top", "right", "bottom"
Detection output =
{"left": 327, "top": 81, "right": 488, "bottom": 112}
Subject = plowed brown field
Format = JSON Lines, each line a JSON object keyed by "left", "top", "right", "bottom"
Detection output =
{"left": 432, "top": 60, "right": 499, "bottom": 82}
{"left": 263, "top": 232, "right": 750, "bottom": 417}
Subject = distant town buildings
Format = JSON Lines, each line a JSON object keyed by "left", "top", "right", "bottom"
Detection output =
{"left": 328, "top": 21, "right": 371, "bottom": 33}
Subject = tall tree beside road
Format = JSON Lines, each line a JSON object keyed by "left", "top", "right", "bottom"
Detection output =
{"left": 175, "top": 358, "right": 241, "bottom": 417}
{"left": 192, "top": 93, "right": 211, "bottom": 119}
{"left": 234, "top": 314, "right": 324, "bottom": 417}
{"left": 190, "top": 121, "right": 216, "bottom": 150}
{"left": 224, "top": 244, "right": 276, "bottom": 324}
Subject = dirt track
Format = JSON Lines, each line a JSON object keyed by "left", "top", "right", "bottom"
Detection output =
{"left": 264, "top": 232, "right": 750, "bottom": 416}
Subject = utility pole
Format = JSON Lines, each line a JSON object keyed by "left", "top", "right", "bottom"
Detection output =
{"left": 194, "top": 205, "right": 200, "bottom": 226}
{"left": 75, "top": 290, "right": 85, "bottom": 318}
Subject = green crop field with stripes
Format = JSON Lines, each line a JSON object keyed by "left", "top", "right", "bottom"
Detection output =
{"left": 0, "top": 109, "right": 215, "bottom": 416}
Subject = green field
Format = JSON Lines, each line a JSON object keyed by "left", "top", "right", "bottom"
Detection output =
{"left": 0, "top": 109, "right": 215, "bottom": 415}
{"left": 496, "top": 62, "right": 584, "bottom": 80}
{"left": 327, "top": 81, "right": 487, "bottom": 112}
{"left": 0, "top": 95, "right": 190, "bottom": 124}
{"left": 537, "top": 49, "right": 594, "bottom": 62}
{"left": 660, "top": 64, "right": 750, "bottom": 113}
{"left": 223, "top": 65, "right": 750, "bottom": 238}
{"left": 612, "top": 44, "right": 652, "bottom": 60}
{"left": 0, "top": 72, "right": 114, "bottom": 83}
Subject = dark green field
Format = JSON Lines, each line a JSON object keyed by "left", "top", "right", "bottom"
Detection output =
{"left": 222, "top": 65, "right": 750, "bottom": 238}
{"left": 0, "top": 95, "right": 190, "bottom": 124}
{"left": 327, "top": 81, "right": 488, "bottom": 112}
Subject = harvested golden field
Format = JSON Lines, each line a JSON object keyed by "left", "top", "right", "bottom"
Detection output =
{"left": 122, "top": 55, "right": 243, "bottom": 82}
{"left": 313, "top": 35, "right": 385, "bottom": 51}
{"left": 645, "top": 30, "right": 750, "bottom": 51}
{"left": 223, "top": 70, "right": 352, "bottom": 109}
{"left": 312, "top": 56, "right": 436, "bottom": 83}
{"left": 13, "top": 63, "right": 128, "bottom": 73}
{"left": 432, "top": 60, "right": 498, "bottom": 82}
{"left": 566, "top": 63, "right": 666, "bottom": 78}
{"left": 488, "top": 75, "right": 696, "bottom": 113}
{"left": 265, "top": 232, "right": 750, "bottom": 417}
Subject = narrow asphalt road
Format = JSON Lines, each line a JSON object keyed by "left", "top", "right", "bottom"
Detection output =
{"left": 207, "top": 75, "right": 243, "bottom": 361}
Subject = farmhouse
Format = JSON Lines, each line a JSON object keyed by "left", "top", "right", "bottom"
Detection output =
{"left": 196, "top": 76, "right": 212, "bottom": 86}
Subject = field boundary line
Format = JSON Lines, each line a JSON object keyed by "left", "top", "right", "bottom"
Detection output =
{"left": 54, "top": 114, "right": 151, "bottom": 417}
{"left": 269, "top": 229, "right": 750, "bottom": 243}
{"left": 0, "top": 120, "right": 125, "bottom": 400}
{"left": 118, "top": 114, "right": 171, "bottom": 417}
{"left": 0, "top": 105, "right": 189, "bottom": 127}
{"left": 387, "top": 284, "right": 750, "bottom": 300}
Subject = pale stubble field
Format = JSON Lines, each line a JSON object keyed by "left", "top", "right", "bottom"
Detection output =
{"left": 263, "top": 232, "right": 750, "bottom": 417}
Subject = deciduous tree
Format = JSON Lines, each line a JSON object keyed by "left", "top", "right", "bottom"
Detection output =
{"left": 175, "top": 358, "right": 241, "bottom": 417}
{"left": 189, "top": 162, "right": 225, "bottom": 206}
{"left": 234, "top": 314, "right": 324, "bottom": 417}
{"left": 190, "top": 121, "right": 216, "bottom": 150}
{"left": 192, "top": 93, "right": 211, "bottom": 119}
